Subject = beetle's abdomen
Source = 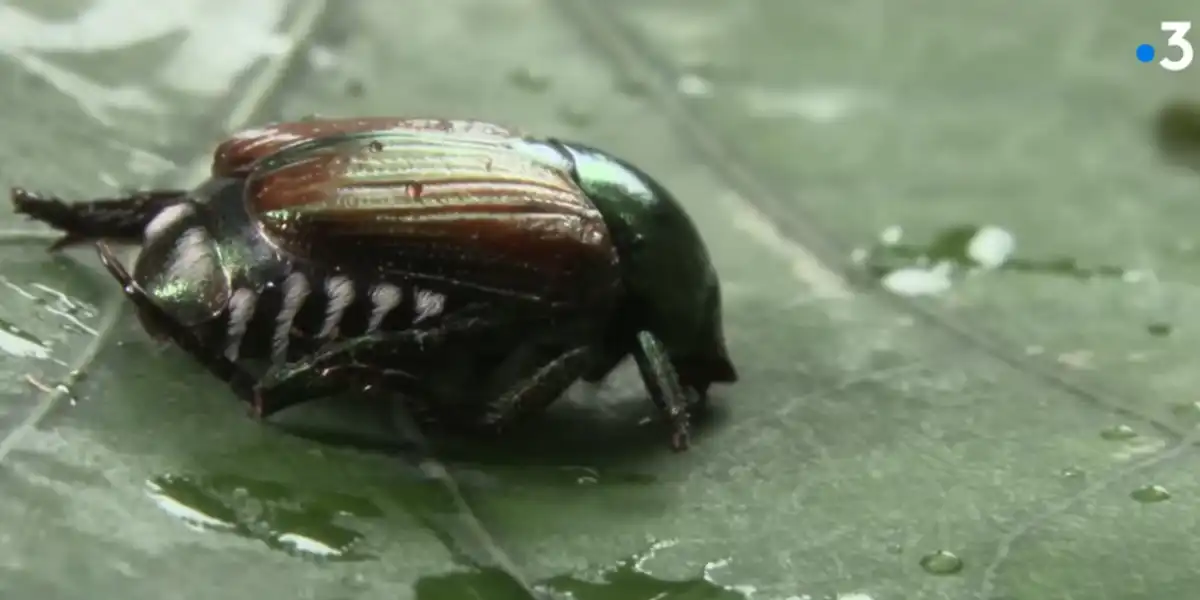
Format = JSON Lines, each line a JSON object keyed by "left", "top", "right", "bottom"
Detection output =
{"left": 215, "top": 269, "right": 453, "bottom": 366}
{"left": 132, "top": 201, "right": 230, "bottom": 327}
{"left": 241, "top": 128, "right": 620, "bottom": 305}
{"left": 211, "top": 118, "right": 521, "bottom": 178}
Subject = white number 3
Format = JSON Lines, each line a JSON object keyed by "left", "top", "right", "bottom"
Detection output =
{"left": 1161, "top": 21, "right": 1194, "bottom": 72}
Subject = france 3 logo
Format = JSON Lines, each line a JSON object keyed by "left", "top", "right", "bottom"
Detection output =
{"left": 1137, "top": 22, "right": 1193, "bottom": 71}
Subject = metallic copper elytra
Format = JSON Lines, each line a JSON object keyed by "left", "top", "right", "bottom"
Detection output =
{"left": 242, "top": 125, "right": 619, "bottom": 301}
{"left": 211, "top": 117, "right": 522, "bottom": 178}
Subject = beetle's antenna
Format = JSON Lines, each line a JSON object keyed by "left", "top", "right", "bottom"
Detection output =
{"left": 11, "top": 187, "right": 188, "bottom": 251}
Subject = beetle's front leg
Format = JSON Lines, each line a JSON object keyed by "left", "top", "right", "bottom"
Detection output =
{"left": 631, "top": 331, "right": 693, "bottom": 452}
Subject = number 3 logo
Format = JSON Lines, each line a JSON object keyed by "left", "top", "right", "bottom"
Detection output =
{"left": 1161, "top": 21, "right": 1194, "bottom": 71}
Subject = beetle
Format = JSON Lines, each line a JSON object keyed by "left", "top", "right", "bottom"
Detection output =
{"left": 11, "top": 117, "right": 737, "bottom": 451}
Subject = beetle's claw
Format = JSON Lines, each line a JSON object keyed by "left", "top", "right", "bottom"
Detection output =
{"left": 670, "top": 426, "right": 690, "bottom": 452}
{"left": 250, "top": 388, "right": 267, "bottom": 420}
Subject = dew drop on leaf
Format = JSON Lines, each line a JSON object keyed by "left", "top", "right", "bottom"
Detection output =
{"left": 1059, "top": 466, "right": 1085, "bottom": 479}
{"left": 919, "top": 550, "right": 963, "bottom": 575}
{"left": 1130, "top": 484, "right": 1171, "bottom": 503}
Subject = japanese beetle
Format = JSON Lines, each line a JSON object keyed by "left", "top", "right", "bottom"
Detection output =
{"left": 11, "top": 117, "right": 737, "bottom": 450}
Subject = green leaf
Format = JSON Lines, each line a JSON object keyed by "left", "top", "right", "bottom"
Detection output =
{"left": 6, "top": 0, "right": 1200, "bottom": 599}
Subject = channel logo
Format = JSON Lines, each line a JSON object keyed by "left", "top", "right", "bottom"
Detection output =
{"left": 1137, "top": 22, "right": 1193, "bottom": 71}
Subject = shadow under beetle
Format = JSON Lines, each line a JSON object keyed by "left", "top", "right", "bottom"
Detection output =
{"left": 11, "top": 117, "right": 737, "bottom": 451}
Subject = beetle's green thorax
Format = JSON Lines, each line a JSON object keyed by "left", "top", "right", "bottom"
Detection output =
{"left": 555, "top": 141, "right": 737, "bottom": 390}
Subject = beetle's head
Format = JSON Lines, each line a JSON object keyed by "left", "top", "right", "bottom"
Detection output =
{"left": 670, "top": 284, "right": 738, "bottom": 395}
{"left": 114, "top": 202, "right": 230, "bottom": 338}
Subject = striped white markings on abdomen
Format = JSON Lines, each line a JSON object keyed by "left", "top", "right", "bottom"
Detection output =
{"left": 414, "top": 288, "right": 445, "bottom": 323}
{"left": 317, "top": 275, "right": 356, "bottom": 340}
{"left": 272, "top": 271, "right": 311, "bottom": 362}
{"left": 367, "top": 283, "right": 403, "bottom": 332}
{"left": 237, "top": 272, "right": 449, "bottom": 367}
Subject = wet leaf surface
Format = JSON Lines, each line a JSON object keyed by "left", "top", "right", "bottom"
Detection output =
{"left": 3, "top": 0, "right": 1199, "bottom": 599}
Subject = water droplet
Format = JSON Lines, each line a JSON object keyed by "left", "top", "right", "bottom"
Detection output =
{"left": 880, "top": 262, "right": 953, "bottom": 297}
{"left": 879, "top": 225, "right": 903, "bottom": 245}
{"left": 507, "top": 67, "right": 550, "bottom": 93}
{"left": 307, "top": 45, "right": 339, "bottom": 71}
{"left": 1131, "top": 484, "right": 1171, "bottom": 503}
{"left": 576, "top": 476, "right": 598, "bottom": 485}
{"left": 919, "top": 550, "right": 963, "bottom": 575}
{"left": 54, "top": 383, "right": 78, "bottom": 406}
{"left": 860, "top": 225, "right": 1139, "bottom": 285}
{"left": 0, "top": 318, "right": 50, "bottom": 359}
{"left": 1147, "top": 322, "right": 1173, "bottom": 337}
{"left": 146, "top": 473, "right": 376, "bottom": 560}
{"left": 1100, "top": 424, "right": 1138, "bottom": 441}
{"left": 676, "top": 73, "right": 712, "bottom": 97}
{"left": 966, "top": 226, "right": 1016, "bottom": 269}
{"left": 1060, "top": 466, "right": 1085, "bottom": 479}
{"left": 536, "top": 541, "right": 748, "bottom": 599}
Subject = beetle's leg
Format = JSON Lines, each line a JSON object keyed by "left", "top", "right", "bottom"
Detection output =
{"left": 13, "top": 188, "right": 188, "bottom": 251}
{"left": 253, "top": 307, "right": 501, "bottom": 418}
{"left": 259, "top": 364, "right": 441, "bottom": 454}
{"left": 252, "top": 362, "right": 423, "bottom": 419}
{"left": 475, "top": 345, "right": 593, "bottom": 431}
{"left": 631, "top": 331, "right": 692, "bottom": 452}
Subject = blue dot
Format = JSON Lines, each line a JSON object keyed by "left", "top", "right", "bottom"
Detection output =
{"left": 1137, "top": 44, "right": 1155, "bottom": 63}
